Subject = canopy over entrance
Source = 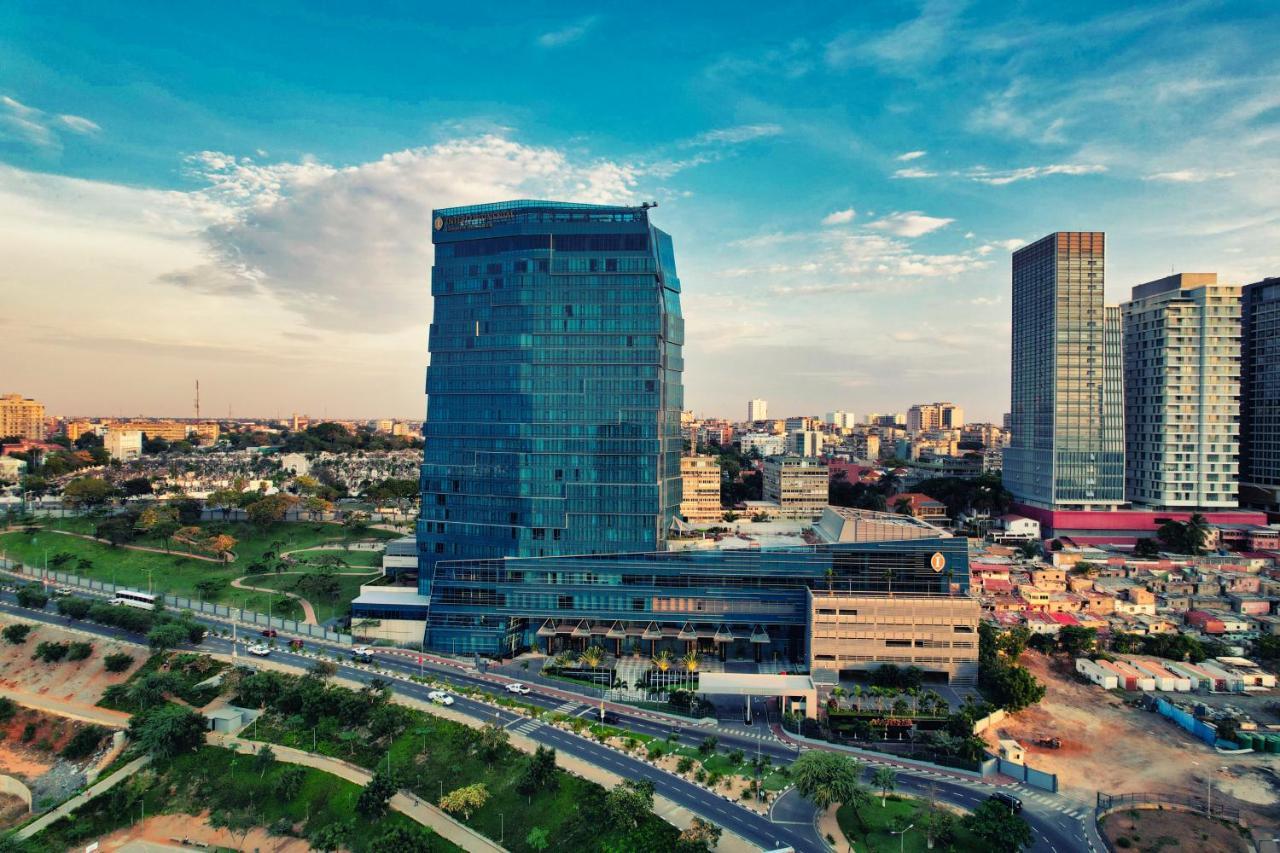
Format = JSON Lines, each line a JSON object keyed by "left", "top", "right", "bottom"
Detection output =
{"left": 696, "top": 672, "right": 817, "bottom": 720}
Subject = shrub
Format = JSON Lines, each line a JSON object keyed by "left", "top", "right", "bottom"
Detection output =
{"left": 2, "top": 623, "right": 33, "bottom": 644}
{"left": 676, "top": 756, "right": 695, "bottom": 774}
{"left": 15, "top": 584, "right": 48, "bottom": 609}
{"left": 56, "top": 596, "right": 93, "bottom": 619}
{"left": 33, "top": 641, "right": 70, "bottom": 662}
{"left": 21, "top": 722, "right": 37, "bottom": 742}
{"left": 60, "top": 725, "right": 107, "bottom": 760}
{"left": 67, "top": 641, "right": 93, "bottom": 661}
{"left": 0, "top": 697, "right": 15, "bottom": 722}
{"left": 103, "top": 652, "right": 134, "bottom": 673}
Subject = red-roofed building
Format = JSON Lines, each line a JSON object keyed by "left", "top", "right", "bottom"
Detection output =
{"left": 891, "top": 493, "right": 949, "bottom": 525}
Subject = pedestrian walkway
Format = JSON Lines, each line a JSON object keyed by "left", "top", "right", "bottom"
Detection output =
{"left": 17, "top": 757, "right": 151, "bottom": 839}
{"left": 210, "top": 734, "right": 506, "bottom": 852}
{"left": 1007, "top": 784, "right": 1087, "bottom": 819}
{"left": 510, "top": 718, "right": 541, "bottom": 737}
{"left": 552, "top": 700, "right": 582, "bottom": 716}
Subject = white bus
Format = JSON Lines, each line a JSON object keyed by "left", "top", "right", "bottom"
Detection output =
{"left": 109, "top": 589, "right": 157, "bottom": 611}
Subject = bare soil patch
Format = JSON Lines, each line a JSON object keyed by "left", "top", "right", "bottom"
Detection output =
{"left": 0, "top": 792, "right": 28, "bottom": 830}
{"left": 96, "top": 812, "right": 311, "bottom": 852}
{"left": 0, "top": 706, "right": 87, "bottom": 777}
{"left": 1100, "top": 807, "right": 1251, "bottom": 852}
{"left": 0, "top": 617, "right": 145, "bottom": 705}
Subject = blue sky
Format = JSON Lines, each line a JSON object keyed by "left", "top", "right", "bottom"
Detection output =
{"left": 2, "top": 1, "right": 1278, "bottom": 420}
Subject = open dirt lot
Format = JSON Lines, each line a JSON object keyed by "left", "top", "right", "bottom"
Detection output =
{"left": 96, "top": 813, "right": 310, "bottom": 852}
{"left": 985, "top": 652, "right": 1280, "bottom": 816}
{"left": 0, "top": 616, "right": 145, "bottom": 706}
{"left": 1100, "top": 807, "right": 1252, "bottom": 852}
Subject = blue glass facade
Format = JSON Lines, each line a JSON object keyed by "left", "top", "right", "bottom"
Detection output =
{"left": 426, "top": 537, "right": 969, "bottom": 657}
{"left": 418, "top": 200, "right": 685, "bottom": 643}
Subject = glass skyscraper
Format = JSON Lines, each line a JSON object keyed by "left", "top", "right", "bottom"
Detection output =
{"left": 418, "top": 200, "right": 685, "bottom": 640}
{"left": 1240, "top": 277, "right": 1280, "bottom": 511}
{"left": 1004, "top": 232, "right": 1125, "bottom": 509}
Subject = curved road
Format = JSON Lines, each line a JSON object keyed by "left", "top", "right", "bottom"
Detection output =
{"left": 0, "top": 584, "right": 1097, "bottom": 853}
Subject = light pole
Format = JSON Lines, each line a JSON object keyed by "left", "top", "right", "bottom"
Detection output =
{"left": 891, "top": 823, "right": 915, "bottom": 853}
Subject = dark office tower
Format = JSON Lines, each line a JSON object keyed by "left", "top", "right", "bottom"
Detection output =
{"left": 1003, "top": 232, "right": 1125, "bottom": 509}
{"left": 418, "top": 201, "right": 685, "bottom": 623}
{"left": 1239, "top": 277, "right": 1280, "bottom": 512}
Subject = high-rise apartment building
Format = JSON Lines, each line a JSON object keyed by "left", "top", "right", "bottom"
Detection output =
{"left": 1122, "top": 274, "right": 1241, "bottom": 509}
{"left": 906, "top": 402, "right": 964, "bottom": 434}
{"left": 420, "top": 201, "right": 685, "bottom": 636}
{"left": 825, "top": 411, "right": 857, "bottom": 429}
{"left": 739, "top": 432, "right": 786, "bottom": 458}
{"left": 747, "top": 398, "right": 768, "bottom": 422}
{"left": 1240, "top": 277, "right": 1280, "bottom": 511}
{"left": 0, "top": 394, "right": 46, "bottom": 440}
{"left": 762, "top": 455, "right": 829, "bottom": 520}
{"left": 679, "top": 455, "right": 722, "bottom": 524}
{"left": 1004, "top": 232, "right": 1125, "bottom": 509}
{"left": 790, "top": 430, "right": 822, "bottom": 456}
{"left": 104, "top": 430, "right": 143, "bottom": 461}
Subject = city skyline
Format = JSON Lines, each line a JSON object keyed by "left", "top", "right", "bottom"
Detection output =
{"left": 3, "top": 3, "right": 1279, "bottom": 420}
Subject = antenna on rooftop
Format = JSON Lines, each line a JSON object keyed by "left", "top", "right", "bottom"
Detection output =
{"left": 194, "top": 380, "right": 200, "bottom": 420}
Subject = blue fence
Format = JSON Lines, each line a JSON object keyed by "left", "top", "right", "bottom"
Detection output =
{"left": 994, "top": 757, "right": 1058, "bottom": 792}
{"left": 1154, "top": 697, "right": 1226, "bottom": 747}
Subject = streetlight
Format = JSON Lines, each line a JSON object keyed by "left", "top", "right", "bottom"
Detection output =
{"left": 891, "top": 823, "right": 915, "bottom": 853}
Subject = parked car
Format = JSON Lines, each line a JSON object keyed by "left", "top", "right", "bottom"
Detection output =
{"left": 505, "top": 682, "right": 531, "bottom": 695}
{"left": 288, "top": 639, "right": 304, "bottom": 651}
{"left": 351, "top": 645, "right": 374, "bottom": 662}
{"left": 247, "top": 644, "right": 271, "bottom": 657}
{"left": 428, "top": 690, "right": 454, "bottom": 706}
{"left": 260, "top": 628, "right": 278, "bottom": 638}
{"left": 990, "top": 792, "right": 1023, "bottom": 813}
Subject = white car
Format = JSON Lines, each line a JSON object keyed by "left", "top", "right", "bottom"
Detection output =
{"left": 505, "top": 682, "right": 530, "bottom": 695}
{"left": 428, "top": 690, "right": 454, "bottom": 706}
{"left": 247, "top": 644, "right": 271, "bottom": 657}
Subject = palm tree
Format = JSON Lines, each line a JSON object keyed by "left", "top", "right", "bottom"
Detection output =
{"left": 791, "top": 752, "right": 871, "bottom": 831}
{"left": 653, "top": 650, "right": 673, "bottom": 687}
{"left": 893, "top": 496, "right": 914, "bottom": 516}
{"left": 1187, "top": 512, "right": 1211, "bottom": 554}
{"left": 873, "top": 766, "right": 897, "bottom": 807}
{"left": 877, "top": 469, "right": 902, "bottom": 496}
{"left": 681, "top": 650, "right": 700, "bottom": 690}
{"left": 579, "top": 645, "right": 605, "bottom": 671}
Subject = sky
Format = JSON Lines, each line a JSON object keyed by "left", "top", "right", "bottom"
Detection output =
{"left": 2, "top": 1, "right": 1278, "bottom": 423}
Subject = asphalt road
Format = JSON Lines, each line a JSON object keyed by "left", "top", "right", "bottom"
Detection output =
{"left": 0, "top": 586, "right": 1096, "bottom": 853}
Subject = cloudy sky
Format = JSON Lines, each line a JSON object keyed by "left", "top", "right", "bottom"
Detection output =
{"left": 2, "top": 2, "right": 1278, "bottom": 422}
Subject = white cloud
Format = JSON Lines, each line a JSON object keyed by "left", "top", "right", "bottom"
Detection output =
{"left": 0, "top": 95, "right": 99, "bottom": 149}
{"left": 896, "top": 150, "right": 927, "bottom": 161}
{"left": 867, "top": 211, "right": 954, "bottom": 238}
{"left": 966, "top": 163, "right": 1106, "bottom": 185}
{"left": 821, "top": 208, "right": 856, "bottom": 225}
{"left": 1144, "top": 169, "right": 1236, "bottom": 183}
{"left": 892, "top": 167, "right": 937, "bottom": 179}
{"left": 683, "top": 124, "right": 783, "bottom": 146}
{"left": 537, "top": 16, "right": 599, "bottom": 48}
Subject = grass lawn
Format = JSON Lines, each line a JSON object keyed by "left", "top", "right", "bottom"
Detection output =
{"left": 0, "top": 520, "right": 395, "bottom": 618}
{"left": 291, "top": 547, "right": 384, "bottom": 568}
{"left": 838, "top": 795, "right": 982, "bottom": 852}
{"left": 24, "top": 745, "right": 459, "bottom": 853}
{"left": 97, "top": 652, "right": 230, "bottom": 713}
{"left": 238, "top": 571, "right": 379, "bottom": 623}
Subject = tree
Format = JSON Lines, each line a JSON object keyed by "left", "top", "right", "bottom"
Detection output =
{"left": 678, "top": 816, "right": 722, "bottom": 851}
{"left": 682, "top": 650, "right": 701, "bottom": 688}
{"left": 103, "top": 652, "right": 134, "bottom": 672}
{"left": 128, "top": 703, "right": 206, "bottom": 758}
{"left": 475, "top": 720, "right": 510, "bottom": 759}
{"left": 309, "top": 820, "right": 353, "bottom": 853}
{"left": 653, "top": 649, "right": 673, "bottom": 684}
{"left": 962, "top": 798, "right": 1034, "bottom": 852}
{"left": 253, "top": 743, "right": 276, "bottom": 777}
{"left": 63, "top": 477, "right": 115, "bottom": 508}
{"left": 210, "top": 807, "right": 257, "bottom": 852}
{"left": 246, "top": 493, "right": 298, "bottom": 527}
{"left": 373, "top": 824, "right": 438, "bottom": 852}
{"left": 1132, "top": 537, "right": 1161, "bottom": 558}
{"left": 439, "top": 782, "right": 489, "bottom": 820}
{"left": 206, "top": 533, "right": 237, "bottom": 560}
{"left": 873, "top": 766, "right": 897, "bottom": 807}
{"left": 790, "top": 751, "right": 871, "bottom": 829}
{"left": 356, "top": 768, "right": 397, "bottom": 818}
{"left": 302, "top": 495, "right": 333, "bottom": 521}
{"left": 207, "top": 488, "right": 241, "bottom": 521}
{"left": 56, "top": 595, "right": 93, "bottom": 619}
{"left": 893, "top": 496, "right": 914, "bottom": 516}
{"left": 579, "top": 645, "right": 606, "bottom": 670}
{"left": 921, "top": 807, "right": 957, "bottom": 849}
{"left": 606, "top": 778, "right": 655, "bottom": 829}
{"left": 1057, "top": 626, "right": 1098, "bottom": 658}
{"left": 517, "top": 745, "right": 559, "bottom": 797}
{"left": 14, "top": 585, "right": 47, "bottom": 609}
{"left": 121, "top": 477, "right": 153, "bottom": 496}
{"left": 526, "top": 827, "right": 551, "bottom": 852}
{"left": 274, "top": 765, "right": 306, "bottom": 800}
{"left": 147, "top": 622, "right": 188, "bottom": 652}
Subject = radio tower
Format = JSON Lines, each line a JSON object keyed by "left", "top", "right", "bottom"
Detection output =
{"left": 194, "top": 380, "right": 201, "bottom": 420}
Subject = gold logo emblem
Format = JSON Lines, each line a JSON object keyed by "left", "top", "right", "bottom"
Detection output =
{"left": 930, "top": 552, "right": 946, "bottom": 572}
{"left": 433, "top": 216, "right": 444, "bottom": 231}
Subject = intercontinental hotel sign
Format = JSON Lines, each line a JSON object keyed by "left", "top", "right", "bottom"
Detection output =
{"left": 434, "top": 209, "right": 517, "bottom": 233}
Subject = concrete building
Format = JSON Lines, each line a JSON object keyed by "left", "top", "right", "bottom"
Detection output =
{"left": 0, "top": 456, "right": 26, "bottom": 483}
{"left": 789, "top": 430, "right": 822, "bottom": 457}
{"left": 747, "top": 398, "right": 768, "bottom": 422}
{"left": 679, "top": 455, "right": 722, "bottom": 524}
{"left": 740, "top": 432, "right": 786, "bottom": 458}
{"left": 1240, "top": 277, "right": 1280, "bottom": 512}
{"left": 824, "top": 411, "right": 857, "bottom": 429}
{"left": 1005, "top": 232, "right": 1125, "bottom": 510}
{"left": 1122, "top": 273, "right": 1241, "bottom": 509}
{"left": 785, "top": 416, "right": 815, "bottom": 433}
{"left": 762, "top": 456, "right": 829, "bottom": 520}
{"left": 0, "top": 394, "right": 45, "bottom": 440}
{"left": 849, "top": 432, "right": 880, "bottom": 461}
{"left": 907, "top": 402, "right": 964, "bottom": 434}
{"left": 104, "top": 430, "right": 143, "bottom": 461}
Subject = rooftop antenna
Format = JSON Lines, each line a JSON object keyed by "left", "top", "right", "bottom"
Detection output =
{"left": 194, "top": 380, "right": 201, "bottom": 420}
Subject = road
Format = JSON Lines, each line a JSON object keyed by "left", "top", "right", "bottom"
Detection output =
{"left": 0, "top": 585, "right": 1098, "bottom": 853}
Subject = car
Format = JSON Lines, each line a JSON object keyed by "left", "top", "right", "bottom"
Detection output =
{"left": 53, "top": 587, "right": 73, "bottom": 597}
{"left": 505, "top": 682, "right": 530, "bottom": 695}
{"left": 599, "top": 710, "right": 619, "bottom": 725}
{"left": 260, "top": 628, "right": 278, "bottom": 638}
{"left": 990, "top": 792, "right": 1023, "bottom": 813}
{"left": 247, "top": 644, "right": 271, "bottom": 657}
{"left": 428, "top": 690, "right": 454, "bottom": 706}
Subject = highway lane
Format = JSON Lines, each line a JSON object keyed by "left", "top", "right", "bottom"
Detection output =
{"left": 0, "top": 588, "right": 1093, "bottom": 852}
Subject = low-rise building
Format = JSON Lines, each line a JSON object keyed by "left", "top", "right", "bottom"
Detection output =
{"left": 104, "top": 430, "right": 143, "bottom": 461}
{"left": 762, "top": 456, "right": 829, "bottom": 520}
{"left": 679, "top": 455, "right": 723, "bottom": 524}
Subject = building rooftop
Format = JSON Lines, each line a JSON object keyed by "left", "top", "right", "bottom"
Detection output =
{"left": 815, "top": 505, "right": 952, "bottom": 544}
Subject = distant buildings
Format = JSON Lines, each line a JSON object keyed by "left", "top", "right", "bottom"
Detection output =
{"left": 906, "top": 402, "right": 964, "bottom": 433}
{"left": 762, "top": 456, "right": 829, "bottom": 520}
{"left": 679, "top": 455, "right": 722, "bottom": 524}
{"left": 104, "top": 429, "right": 143, "bottom": 461}
{"left": 740, "top": 432, "right": 786, "bottom": 458}
{"left": 789, "top": 429, "right": 822, "bottom": 457}
{"left": 1122, "top": 273, "right": 1241, "bottom": 509}
{"left": 1240, "top": 277, "right": 1280, "bottom": 512}
{"left": 824, "top": 410, "right": 857, "bottom": 429}
{"left": 0, "top": 394, "right": 45, "bottom": 440}
{"left": 747, "top": 398, "right": 768, "bottom": 422}
{"left": 1004, "top": 232, "right": 1125, "bottom": 510}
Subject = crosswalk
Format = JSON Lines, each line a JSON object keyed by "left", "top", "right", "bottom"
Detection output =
{"left": 553, "top": 700, "right": 583, "bottom": 716}
{"left": 1008, "top": 785, "right": 1088, "bottom": 819}
{"left": 510, "top": 718, "right": 542, "bottom": 737}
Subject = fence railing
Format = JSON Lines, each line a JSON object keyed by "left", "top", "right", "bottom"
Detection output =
{"left": 3, "top": 561, "right": 353, "bottom": 645}
{"left": 1096, "top": 791, "right": 1240, "bottom": 821}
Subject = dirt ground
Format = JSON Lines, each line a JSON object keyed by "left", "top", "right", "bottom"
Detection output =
{"left": 0, "top": 705, "right": 92, "bottom": 777}
{"left": 96, "top": 813, "right": 311, "bottom": 852}
{"left": 1100, "top": 807, "right": 1252, "bottom": 852}
{"left": 985, "top": 652, "right": 1280, "bottom": 814}
{"left": 0, "top": 793, "right": 27, "bottom": 830}
{"left": 0, "top": 617, "right": 146, "bottom": 706}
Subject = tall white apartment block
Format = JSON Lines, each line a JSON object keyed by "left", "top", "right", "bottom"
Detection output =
{"left": 747, "top": 398, "right": 768, "bottom": 422}
{"left": 1122, "top": 273, "right": 1241, "bottom": 509}
{"left": 824, "top": 411, "right": 858, "bottom": 429}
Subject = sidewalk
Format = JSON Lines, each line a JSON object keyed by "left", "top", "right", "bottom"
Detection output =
{"left": 772, "top": 724, "right": 1002, "bottom": 786}
{"left": 5, "top": 688, "right": 131, "bottom": 729}
{"left": 17, "top": 756, "right": 150, "bottom": 840}
{"left": 209, "top": 733, "right": 506, "bottom": 853}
